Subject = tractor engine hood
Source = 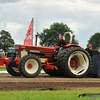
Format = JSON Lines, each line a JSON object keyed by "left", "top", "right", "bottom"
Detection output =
{"left": 15, "top": 44, "right": 55, "bottom": 55}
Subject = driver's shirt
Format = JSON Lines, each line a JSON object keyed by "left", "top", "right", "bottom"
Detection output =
{"left": 57, "top": 36, "right": 66, "bottom": 47}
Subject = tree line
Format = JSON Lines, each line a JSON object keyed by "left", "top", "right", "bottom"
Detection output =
{"left": 0, "top": 30, "right": 15, "bottom": 51}
{"left": 0, "top": 22, "right": 100, "bottom": 51}
{"left": 39, "top": 22, "right": 100, "bottom": 49}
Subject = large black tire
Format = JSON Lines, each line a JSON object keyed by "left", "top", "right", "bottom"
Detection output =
{"left": 6, "top": 62, "right": 21, "bottom": 76}
{"left": 57, "top": 47, "right": 92, "bottom": 78}
{"left": 43, "top": 67, "right": 61, "bottom": 76}
{"left": 18, "top": 55, "right": 42, "bottom": 78}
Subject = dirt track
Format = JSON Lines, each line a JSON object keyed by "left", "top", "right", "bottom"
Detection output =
{"left": 0, "top": 74, "right": 100, "bottom": 91}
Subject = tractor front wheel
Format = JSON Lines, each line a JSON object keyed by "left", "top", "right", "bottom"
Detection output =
{"left": 18, "top": 55, "right": 42, "bottom": 78}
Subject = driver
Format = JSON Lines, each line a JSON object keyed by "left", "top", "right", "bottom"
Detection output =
{"left": 57, "top": 35, "right": 66, "bottom": 47}
{"left": 56, "top": 33, "right": 67, "bottom": 55}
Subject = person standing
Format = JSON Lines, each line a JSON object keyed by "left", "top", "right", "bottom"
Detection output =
{"left": 85, "top": 44, "right": 93, "bottom": 57}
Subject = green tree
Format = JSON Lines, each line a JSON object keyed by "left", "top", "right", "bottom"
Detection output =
{"left": 87, "top": 32, "right": 100, "bottom": 49}
{"left": 0, "top": 30, "right": 15, "bottom": 51}
{"left": 39, "top": 22, "right": 79, "bottom": 47}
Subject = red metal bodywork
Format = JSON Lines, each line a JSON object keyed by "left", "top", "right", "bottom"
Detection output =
{"left": 0, "top": 44, "right": 81, "bottom": 70}
{"left": 0, "top": 58, "right": 5, "bottom": 65}
{"left": 15, "top": 44, "right": 55, "bottom": 58}
{"left": 0, "top": 58, "right": 10, "bottom": 65}
{"left": 42, "top": 58, "right": 57, "bottom": 70}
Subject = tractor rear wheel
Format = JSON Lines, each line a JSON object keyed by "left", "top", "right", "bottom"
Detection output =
{"left": 6, "top": 63, "right": 21, "bottom": 76}
{"left": 18, "top": 55, "right": 42, "bottom": 78}
{"left": 57, "top": 47, "right": 92, "bottom": 78}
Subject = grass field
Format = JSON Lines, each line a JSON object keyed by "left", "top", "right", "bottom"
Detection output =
{"left": 0, "top": 68, "right": 6, "bottom": 71}
{"left": 0, "top": 68, "right": 44, "bottom": 71}
{"left": 0, "top": 90, "right": 100, "bottom": 100}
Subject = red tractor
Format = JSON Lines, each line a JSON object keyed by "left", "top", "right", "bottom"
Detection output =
{"left": 0, "top": 32, "right": 92, "bottom": 78}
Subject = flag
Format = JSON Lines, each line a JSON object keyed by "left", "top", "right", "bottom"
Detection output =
{"left": 24, "top": 18, "right": 33, "bottom": 45}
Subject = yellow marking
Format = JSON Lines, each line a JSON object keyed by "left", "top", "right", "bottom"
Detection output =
{"left": 40, "top": 58, "right": 46, "bottom": 63}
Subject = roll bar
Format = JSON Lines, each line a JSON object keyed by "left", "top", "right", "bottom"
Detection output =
{"left": 64, "top": 32, "right": 72, "bottom": 44}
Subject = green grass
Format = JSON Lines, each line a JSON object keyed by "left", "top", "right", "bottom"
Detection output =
{"left": 0, "top": 90, "right": 100, "bottom": 100}
{"left": 0, "top": 68, "right": 6, "bottom": 71}
{"left": 0, "top": 68, "right": 43, "bottom": 71}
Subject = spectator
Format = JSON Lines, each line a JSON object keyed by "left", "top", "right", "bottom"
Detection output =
{"left": 85, "top": 44, "right": 93, "bottom": 57}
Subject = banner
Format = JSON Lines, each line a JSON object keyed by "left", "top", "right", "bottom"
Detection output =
{"left": 24, "top": 18, "right": 33, "bottom": 45}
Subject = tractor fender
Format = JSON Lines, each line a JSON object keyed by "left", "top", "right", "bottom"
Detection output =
{"left": 63, "top": 44, "right": 82, "bottom": 48}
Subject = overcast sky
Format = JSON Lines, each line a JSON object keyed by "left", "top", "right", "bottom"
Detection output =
{"left": 0, "top": 0, "right": 100, "bottom": 48}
